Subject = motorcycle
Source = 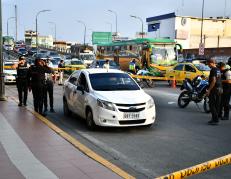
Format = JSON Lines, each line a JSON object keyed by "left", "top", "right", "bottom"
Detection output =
{"left": 178, "top": 76, "right": 210, "bottom": 113}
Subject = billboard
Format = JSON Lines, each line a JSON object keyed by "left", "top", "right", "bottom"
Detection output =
{"left": 92, "top": 32, "right": 112, "bottom": 45}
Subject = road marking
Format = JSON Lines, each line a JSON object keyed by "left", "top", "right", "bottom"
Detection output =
{"left": 0, "top": 112, "right": 58, "bottom": 179}
{"left": 9, "top": 97, "right": 135, "bottom": 179}
{"left": 168, "top": 102, "right": 176, "bottom": 105}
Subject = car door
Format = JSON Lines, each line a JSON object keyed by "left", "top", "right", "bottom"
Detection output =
{"left": 184, "top": 64, "right": 197, "bottom": 80}
{"left": 172, "top": 64, "right": 185, "bottom": 81}
{"left": 65, "top": 71, "right": 81, "bottom": 112}
{"left": 73, "top": 72, "right": 90, "bottom": 118}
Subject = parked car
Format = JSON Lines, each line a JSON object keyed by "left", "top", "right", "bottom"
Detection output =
{"left": 17, "top": 48, "right": 28, "bottom": 56}
{"left": 3, "top": 62, "right": 17, "bottom": 84}
{"left": 63, "top": 69, "right": 156, "bottom": 130}
{"left": 89, "top": 59, "right": 120, "bottom": 70}
{"left": 28, "top": 47, "right": 37, "bottom": 56}
{"left": 165, "top": 62, "right": 210, "bottom": 85}
{"left": 3, "top": 44, "right": 13, "bottom": 51}
{"left": 64, "top": 58, "right": 86, "bottom": 74}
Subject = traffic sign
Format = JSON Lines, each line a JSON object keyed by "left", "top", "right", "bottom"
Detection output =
{"left": 199, "top": 43, "right": 205, "bottom": 55}
{"left": 92, "top": 32, "right": 112, "bottom": 45}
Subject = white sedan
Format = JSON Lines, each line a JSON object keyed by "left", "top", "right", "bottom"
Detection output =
{"left": 4, "top": 62, "right": 17, "bottom": 84}
{"left": 63, "top": 69, "right": 156, "bottom": 130}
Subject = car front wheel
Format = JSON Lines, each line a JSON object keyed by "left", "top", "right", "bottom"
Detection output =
{"left": 63, "top": 98, "right": 72, "bottom": 116}
{"left": 86, "top": 108, "right": 96, "bottom": 130}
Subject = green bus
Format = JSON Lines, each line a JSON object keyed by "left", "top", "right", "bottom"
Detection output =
{"left": 96, "top": 38, "right": 182, "bottom": 72}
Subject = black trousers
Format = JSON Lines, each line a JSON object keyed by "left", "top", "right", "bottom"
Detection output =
{"left": 32, "top": 84, "right": 45, "bottom": 114}
{"left": 220, "top": 88, "right": 231, "bottom": 118}
{"left": 209, "top": 89, "right": 221, "bottom": 122}
{"left": 44, "top": 80, "right": 54, "bottom": 110}
{"left": 16, "top": 78, "right": 28, "bottom": 104}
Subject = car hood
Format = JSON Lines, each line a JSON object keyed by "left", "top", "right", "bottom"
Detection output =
{"left": 93, "top": 90, "right": 151, "bottom": 104}
{"left": 4, "top": 69, "right": 17, "bottom": 75}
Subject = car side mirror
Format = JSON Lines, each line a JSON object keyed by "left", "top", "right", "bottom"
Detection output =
{"left": 76, "top": 86, "right": 84, "bottom": 94}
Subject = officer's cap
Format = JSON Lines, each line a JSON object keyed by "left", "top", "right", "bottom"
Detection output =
{"left": 19, "top": 56, "right": 26, "bottom": 61}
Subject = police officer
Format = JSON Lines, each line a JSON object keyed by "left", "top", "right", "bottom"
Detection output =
{"left": 218, "top": 62, "right": 231, "bottom": 120}
{"left": 13, "top": 56, "right": 29, "bottom": 106}
{"left": 27, "top": 58, "right": 52, "bottom": 116}
{"left": 58, "top": 59, "right": 64, "bottom": 85}
{"left": 129, "top": 59, "right": 136, "bottom": 74}
{"left": 206, "top": 58, "right": 223, "bottom": 125}
{"left": 44, "top": 58, "right": 55, "bottom": 113}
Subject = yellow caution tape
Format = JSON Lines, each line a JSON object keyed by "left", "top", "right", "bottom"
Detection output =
{"left": 156, "top": 153, "right": 231, "bottom": 179}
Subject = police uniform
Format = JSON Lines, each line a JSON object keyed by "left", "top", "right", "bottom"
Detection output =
{"left": 208, "top": 66, "right": 222, "bottom": 123}
{"left": 44, "top": 72, "right": 54, "bottom": 112}
{"left": 220, "top": 69, "right": 231, "bottom": 120}
{"left": 16, "top": 62, "right": 29, "bottom": 106}
{"left": 27, "top": 64, "right": 52, "bottom": 115}
{"left": 129, "top": 61, "right": 136, "bottom": 74}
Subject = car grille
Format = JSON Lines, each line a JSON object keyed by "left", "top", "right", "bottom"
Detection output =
{"left": 119, "top": 119, "right": 146, "bottom": 125}
{"left": 118, "top": 107, "right": 145, "bottom": 112}
{"left": 115, "top": 103, "right": 146, "bottom": 113}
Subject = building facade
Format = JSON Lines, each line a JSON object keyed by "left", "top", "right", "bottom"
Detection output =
{"left": 146, "top": 13, "right": 231, "bottom": 49}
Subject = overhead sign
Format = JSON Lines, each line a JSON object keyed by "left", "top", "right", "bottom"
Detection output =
{"left": 199, "top": 43, "right": 205, "bottom": 55}
{"left": 92, "top": 32, "right": 112, "bottom": 45}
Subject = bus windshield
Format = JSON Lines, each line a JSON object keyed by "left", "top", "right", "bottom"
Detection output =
{"left": 151, "top": 46, "right": 176, "bottom": 66}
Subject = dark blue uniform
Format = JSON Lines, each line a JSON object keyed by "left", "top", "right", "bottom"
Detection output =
{"left": 27, "top": 65, "right": 52, "bottom": 114}
{"left": 16, "top": 62, "right": 29, "bottom": 106}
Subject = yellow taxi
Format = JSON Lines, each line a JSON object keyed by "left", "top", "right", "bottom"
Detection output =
{"left": 165, "top": 62, "right": 210, "bottom": 85}
{"left": 64, "top": 58, "right": 86, "bottom": 74}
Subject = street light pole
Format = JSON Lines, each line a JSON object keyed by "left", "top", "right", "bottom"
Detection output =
{"left": 77, "top": 20, "right": 87, "bottom": 46}
{"left": 35, "top": 9, "right": 51, "bottom": 50}
{"left": 130, "top": 15, "right": 144, "bottom": 38}
{"left": 7, "top": 17, "right": 15, "bottom": 36}
{"left": 200, "top": 0, "right": 205, "bottom": 44}
{"left": 0, "top": 0, "right": 6, "bottom": 100}
{"left": 108, "top": 10, "right": 118, "bottom": 36}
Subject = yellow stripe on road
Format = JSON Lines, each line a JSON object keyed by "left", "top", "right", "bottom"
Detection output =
{"left": 10, "top": 96, "right": 135, "bottom": 179}
{"left": 155, "top": 153, "right": 231, "bottom": 179}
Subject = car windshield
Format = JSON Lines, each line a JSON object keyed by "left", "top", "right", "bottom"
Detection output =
{"left": 194, "top": 64, "right": 210, "bottom": 71}
{"left": 80, "top": 54, "right": 95, "bottom": 61}
{"left": 49, "top": 52, "right": 58, "bottom": 56}
{"left": 89, "top": 73, "right": 140, "bottom": 91}
{"left": 51, "top": 59, "right": 59, "bottom": 65}
{"left": 19, "top": 49, "right": 26, "bottom": 52}
{"left": 98, "top": 60, "right": 118, "bottom": 67}
{"left": 71, "top": 61, "right": 83, "bottom": 65}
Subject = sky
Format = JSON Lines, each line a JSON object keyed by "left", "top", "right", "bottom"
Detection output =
{"left": 2, "top": 0, "right": 231, "bottom": 43}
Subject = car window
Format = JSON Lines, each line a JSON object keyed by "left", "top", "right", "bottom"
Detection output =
{"left": 185, "top": 65, "right": 196, "bottom": 73}
{"left": 174, "top": 64, "right": 184, "bottom": 71}
{"left": 69, "top": 71, "right": 81, "bottom": 85}
{"left": 89, "top": 73, "right": 140, "bottom": 91}
{"left": 78, "top": 73, "right": 89, "bottom": 92}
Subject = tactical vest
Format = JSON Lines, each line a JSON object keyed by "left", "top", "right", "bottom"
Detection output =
{"left": 17, "top": 62, "right": 28, "bottom": 79}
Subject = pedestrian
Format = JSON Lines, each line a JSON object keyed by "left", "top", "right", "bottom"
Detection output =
{"left": 58, "top": 59, "right": 64, "bottom": 85}
{"left": 27, "top": 58, "right": 52, "bottom": 116}
{"left": 103, "top": 59, "right": 110, "bottom": 70}
{"left": 44, "top": 58, "right": 55, "bottom": 113}
{"left": 218, "top": 62, "right": 231, "bottom": 120}
{"left": 129, "top": 59, "right": 136, "bottom": 74}
{"left": 206, "top": 58, "right": 223, "bottom": 125}
{"left": 13, "top": 56, "right": 30, "bottom": 106}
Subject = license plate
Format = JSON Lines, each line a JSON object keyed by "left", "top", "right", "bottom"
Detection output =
{"left": 123, "top": 113, "right": 140, "bottom": 119}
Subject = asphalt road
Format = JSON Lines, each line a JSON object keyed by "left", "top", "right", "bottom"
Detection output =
{"left": 5, "top": 83, "right": 231, "bottom": 179}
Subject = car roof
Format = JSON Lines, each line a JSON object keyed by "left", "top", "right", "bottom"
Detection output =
{"left": 81, "top": 68, "right": 124, "bottom": 74}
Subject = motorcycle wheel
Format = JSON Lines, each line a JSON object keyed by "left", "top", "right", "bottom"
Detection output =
{"left": 178, "top": 91, "right": 190, "bottom": 108}
{"left": 203, "top": 97, "right": 210, "bottom": 113}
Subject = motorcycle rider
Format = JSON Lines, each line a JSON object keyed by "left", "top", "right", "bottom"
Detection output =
{"left": 206, "top": 58, "right": 222, "bottom": 125}
{"left": 218, "top": 62, "right": 231, "bottom": 120}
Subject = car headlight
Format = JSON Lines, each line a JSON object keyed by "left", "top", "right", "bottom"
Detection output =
{"left": 97, "top": 99, "right": 116, "bottom": 111}
{"left": 147, "top": 98, "right": 154, "bottom": 109}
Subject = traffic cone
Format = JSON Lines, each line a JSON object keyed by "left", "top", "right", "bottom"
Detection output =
{"left": 171, "top": 76, "right": 176, "bottom": 88}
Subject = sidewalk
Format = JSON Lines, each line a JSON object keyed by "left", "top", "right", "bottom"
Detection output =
{"left": 0, "top": 98, "right": 123, "bottom": 179}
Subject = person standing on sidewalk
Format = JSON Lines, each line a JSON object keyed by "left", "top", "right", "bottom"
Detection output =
{"left": 206, "top": 58, "right": 223, "bottom": 125}
{"left": 44, "top": 58, "right": 55, "bottom": 113}
{"left": 13, "top": 56, "right": 30, "bottom": 106}
{"left": 58, "top": 60, "right": 64, "bottom": 85}
{"left": 218, "top": 62, "right": 231, "bottom": 120}
{"left": 27, "top": 58, "right": 52, "bottom": 116}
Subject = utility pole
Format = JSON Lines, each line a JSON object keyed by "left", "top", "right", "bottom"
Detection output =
{"left": 15, "top": 5, "right": 18, "bottom": 41}
{"left": 0, "top": 0, "right": 6, "bottom": 100}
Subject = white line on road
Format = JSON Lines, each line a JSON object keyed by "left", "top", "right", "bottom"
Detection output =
{"left": 0, "top": 112, "right": 58, "bottom": 179}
